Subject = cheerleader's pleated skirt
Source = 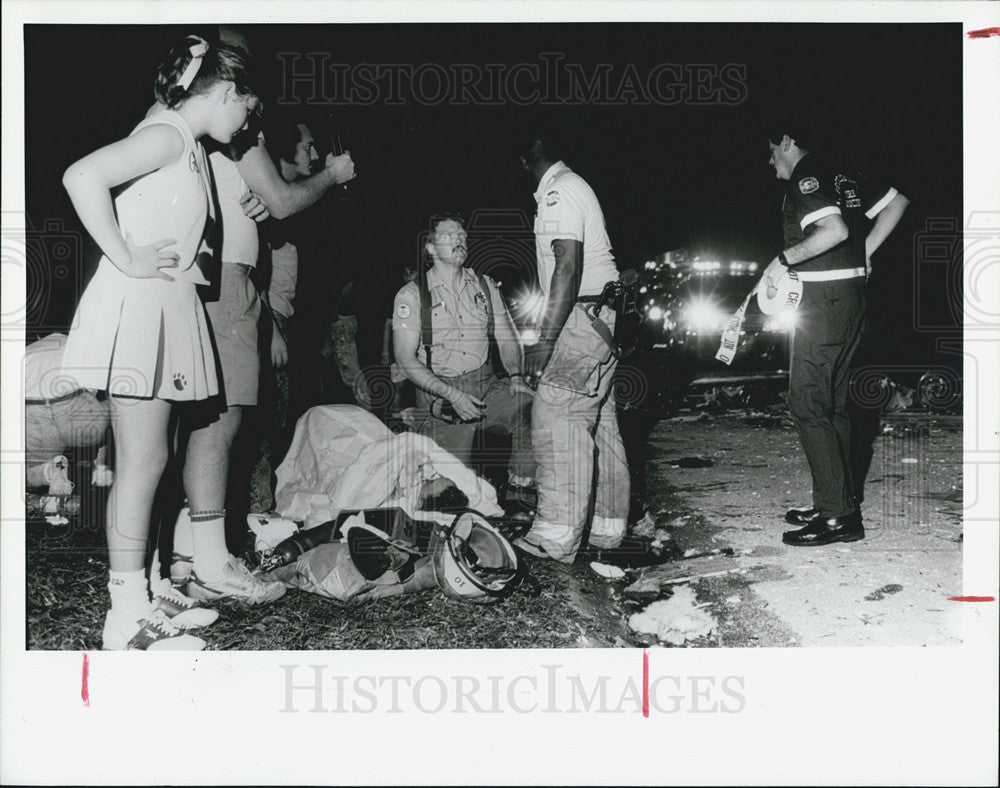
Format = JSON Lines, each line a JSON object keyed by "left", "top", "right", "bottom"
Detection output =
{"left": 61, "top": 258, "right": 219, "bottom": 401}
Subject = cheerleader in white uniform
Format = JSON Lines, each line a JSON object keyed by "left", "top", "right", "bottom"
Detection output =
{"left": 61, "top": 35, "right": 259, "bottom": 650}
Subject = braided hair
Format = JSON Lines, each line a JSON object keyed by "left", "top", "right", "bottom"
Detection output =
{"left": 153, "top": 35, "right": 256, "bottom": 109}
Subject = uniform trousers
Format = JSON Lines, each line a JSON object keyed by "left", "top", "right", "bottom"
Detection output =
{"left": 524, "top": 305, "right": 630, "bottom": 563}
{"left": 788, "top": 277, "right": 866, "bottom": 519}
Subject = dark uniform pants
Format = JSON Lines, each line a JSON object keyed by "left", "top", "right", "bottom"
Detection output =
{"left": 788, "top": 278, "right": 866, "bottom": 519}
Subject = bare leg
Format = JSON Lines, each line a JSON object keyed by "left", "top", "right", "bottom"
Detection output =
{"left": 102, "top": 394, "right": 206, "bottom": 650}
{"left": 184, "top": 405, "right": 243, "bottom": 513}
{"left": 182, "top": 405, "right": 242, "bottom": 579}
{"left": 106, "top": 396, "right": 172, "bottom": 572}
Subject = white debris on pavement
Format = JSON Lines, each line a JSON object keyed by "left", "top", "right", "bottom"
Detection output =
{"left": 631, "top": 511, "right": 657, "bottom": 538}
{"left": 590, "top": 561, "right": 626, "bottom": 579}
{"left": 628, "top": 585, "right": 718, "bottom": 645}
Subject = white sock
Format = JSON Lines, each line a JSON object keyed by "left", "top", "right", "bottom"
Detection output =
{"left": 108, "top": 569, "right": 150, "bottom": 619}
{"left": 190, "top": 512, "right": 231, "bottom": 582}
{"left": 173, "top": 506, "right": 194, "bottom": 558}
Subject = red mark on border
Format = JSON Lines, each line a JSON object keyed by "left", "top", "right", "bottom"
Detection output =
{"left": 967, "top": 27, "right": 1000, "bottom": 39}
{"left": 81, "top": 653, "right": 91, "bottom": 707}
{"left": 948, "top": 596, "right": 995, "bottom": 602}
{"left": 642, "top": 649, "right": 649, "bottom": 718}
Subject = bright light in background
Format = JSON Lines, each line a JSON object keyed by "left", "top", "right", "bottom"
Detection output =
{"left": 683, "top": 297, "right": 725, "bottom": 332}
{"left": 748, "top": 262, "right": 758, "bottom": 272}
{"left": 647, "top": 305, "right": 663, "bottom": 321}
{"left": 776, "top": 309, "right": 799, "bottom": 329}
{"left": 763, "top": 310, "right": 799, "bottom": 332}
{"left": 520, "top": 328, "right": 539, "bottom": 346}
{"left": 513, "top": 289, "right": 547, "bottom": 326}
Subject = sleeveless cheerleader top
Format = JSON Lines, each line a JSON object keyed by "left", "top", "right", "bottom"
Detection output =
{"left": 111, "top": 110, "right": 215, "bottom": 285}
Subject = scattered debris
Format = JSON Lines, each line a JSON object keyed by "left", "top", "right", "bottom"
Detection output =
{"left": 624, "top": 555, "right": 742, "bottom": 597}
{"left": 886, "top": 384, "right": 916, "bottom": 413}
{"left": 682, "top": 547, "right": 733, "bottom": 559}
{"left": 865, "top": 584, "right": 904, "bottom": 602}
{"left": 628, "top": 585, "right": 718, "bottom": 645}
{"left": 666, "top": 456, "right": 714, "bottom": 468}
{"left": 26, "top": 493, "right": 80, "bottom": 519}
{"left": 650, "top": 528, "right": 672, "bottom": 549}
{"left": 724, "top": 595, "right": 742, "bottom": 604}
{"left": 91, "top": 464, "right": 114, "bottom": 487}
{"left": 91, "top": 446, "right": 114, "bottom": 487}
{"left": 40, "top": 455, "right": 74, "bottom": 495}
{"left": 901, "top": 458, "right": 919, "bottom": 464}
{"left": 247, "top": 513, "right": 300, "bottom": 554}
{"left": 590, "top": 561, "right": 627, "bottom": 579}
{"left": 631, "top": 511, "right": 657, "bottom": 538}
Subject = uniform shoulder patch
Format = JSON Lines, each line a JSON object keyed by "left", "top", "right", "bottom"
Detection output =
{"left": 799, "top": 176, "right": 820, "bottom": 194}
{"left": 396, "top": 302, "right": 411, "bottom": 319}
{"left": 545, "top": 190, "right": 560, "bottom": 206}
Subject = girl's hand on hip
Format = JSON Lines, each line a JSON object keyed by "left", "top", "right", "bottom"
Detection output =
{"left": 121, "top": 233, "right": 180, "bottom": 280}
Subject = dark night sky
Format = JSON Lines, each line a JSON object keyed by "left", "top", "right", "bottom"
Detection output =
{"left": 25, "top": 23, "right": 962, "bottom": 360}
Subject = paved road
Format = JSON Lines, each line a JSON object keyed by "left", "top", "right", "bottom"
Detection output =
{"left": 630, "top": 412, "right": 963, "bottom": 647}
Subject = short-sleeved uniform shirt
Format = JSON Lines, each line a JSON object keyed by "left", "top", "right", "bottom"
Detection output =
{"left": 534, "top": 161, "right": 618, "bottom": 297}
{"left": 392, "top": 265, "right": 504, "bottom": 378}
{"left": 210, "top": 145, "right": 260, "bottom": 266}
{"left": 782, "top": 154, "right": 898, "bottom": 273}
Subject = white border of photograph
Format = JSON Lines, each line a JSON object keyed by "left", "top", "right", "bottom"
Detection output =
{"left": 2, "top": 2, "right": 997, "bottom": 784}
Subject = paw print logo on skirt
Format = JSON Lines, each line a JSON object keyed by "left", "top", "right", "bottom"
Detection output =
{"left": 173, "top": 373, "right": 187, "bottom": 391}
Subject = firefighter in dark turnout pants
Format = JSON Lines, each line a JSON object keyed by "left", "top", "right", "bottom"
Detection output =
{"left": 764, "top": 130, "right": 908, "bottom": 546}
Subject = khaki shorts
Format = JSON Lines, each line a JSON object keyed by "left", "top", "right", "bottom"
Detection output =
{"left": 203, "top": 263, "right": 262, "bottom": 407}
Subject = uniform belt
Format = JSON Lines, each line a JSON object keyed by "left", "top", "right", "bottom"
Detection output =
{"left": 795, "top": 267, "right": 866, "bottom": 282}
{"left": 25, "top": 389, "right": 84, "bottom": 406}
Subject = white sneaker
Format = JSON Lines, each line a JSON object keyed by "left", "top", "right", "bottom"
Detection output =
{"left": 102, "top": 607, "right": 206, "bottom": 651}
{"left": 186, "top": 556, "right": 286, "bottom": 605}
{"left": 151, "top": 576, "right": 219, "bottom": 629}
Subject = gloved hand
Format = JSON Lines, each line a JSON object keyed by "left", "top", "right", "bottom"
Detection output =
{"left": 524, "top": 337, "right": 556, "bottom": 380}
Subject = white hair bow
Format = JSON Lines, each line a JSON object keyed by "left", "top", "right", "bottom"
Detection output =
{"left": 177, "top": 37, "right": 210, "bottom": 91}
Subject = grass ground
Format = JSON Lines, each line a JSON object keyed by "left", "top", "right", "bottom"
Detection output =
{"left": 24, "top": 402, "right": 962, "bottom": 650}
{"left": 25, "top": 513, "right": 635, "bottom": 651}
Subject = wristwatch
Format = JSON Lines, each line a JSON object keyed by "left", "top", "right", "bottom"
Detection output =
{"left": 778, "top": 251, "right": 790, "bottom": 267}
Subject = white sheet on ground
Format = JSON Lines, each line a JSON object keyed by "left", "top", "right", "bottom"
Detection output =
{"left": 274, "top": 405, "right": 502, "bottom": 528}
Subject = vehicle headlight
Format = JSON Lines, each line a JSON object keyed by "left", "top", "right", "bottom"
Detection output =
{"left": 683, "top": 297, "right": 725, "bottom": 332}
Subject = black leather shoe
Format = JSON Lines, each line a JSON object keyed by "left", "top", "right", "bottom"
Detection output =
{"left": 783, "top": 512, "right": 864, "bottom": 546}
{"left": 785, "top": 506, "right": 819, "bottom": 525}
